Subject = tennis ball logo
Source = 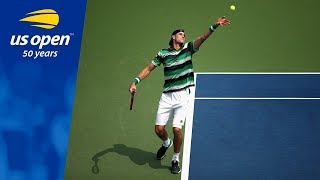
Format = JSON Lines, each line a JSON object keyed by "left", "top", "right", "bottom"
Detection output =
{"left": 19, "top": 9, "right": 59, "bottom": 29}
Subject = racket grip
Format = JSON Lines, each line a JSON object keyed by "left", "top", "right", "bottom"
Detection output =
{"left": 130, "top": 93, "right": 135, "bottom": 110}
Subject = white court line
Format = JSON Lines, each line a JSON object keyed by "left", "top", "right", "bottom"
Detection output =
{"left": 181, "top": 74, "right": 197, "bottom": 180}
{"left": 181, "top": 72, "right": 320, "bottom": 180}
{"left": 195, "top": 97, "right": 320, "bottom": 100}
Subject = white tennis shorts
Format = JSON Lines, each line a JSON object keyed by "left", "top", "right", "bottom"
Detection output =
{"left": 155, "top": 86, "right": 194, "bottom": 129}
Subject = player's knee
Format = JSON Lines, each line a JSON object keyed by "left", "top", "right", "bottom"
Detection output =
{"left": 173, "top": 127, "right": 182, "bottom": 135}
{"left": 155, "top": 125, "right": 165, "bottom": 135}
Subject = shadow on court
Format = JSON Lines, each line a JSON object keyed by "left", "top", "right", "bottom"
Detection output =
{"left": 91, "top": 144, "right": 170, "bottom": 174}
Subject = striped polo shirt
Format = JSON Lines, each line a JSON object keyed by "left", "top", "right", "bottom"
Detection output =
{"left": 152, "top": 41, "right": 199, "bottom": 93}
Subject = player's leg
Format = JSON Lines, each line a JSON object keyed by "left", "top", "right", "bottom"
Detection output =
{"left": 155, "top": 125, "right": 168, "bottom": 141}
{"left": 172, "top": 127, "right": 183, "bottom": 155}
{"left": 155, "top": 92, "right": 173, "bottom": 160}
{"left": 171, "top": 116, "right": 185, "bottom": 174}
{"left": 172, "top": 126, "right": 183, "bottom": 174}
{"left": 170, "top": 87, "right": 193, "bottom": 174}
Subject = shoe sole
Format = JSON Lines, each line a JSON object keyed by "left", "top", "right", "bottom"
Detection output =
{"left": 171, "top": 167, "right": 181, "bottom": 174}
{"left": 171, "top": 170, "right": 181, "bottom": 174}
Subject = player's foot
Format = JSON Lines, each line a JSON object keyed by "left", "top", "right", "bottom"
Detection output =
{"left": 171, "top": 160, "right": 181, "bottom": 174}
{"left": 156, "top": 139, "right": 173, "bottom": 160}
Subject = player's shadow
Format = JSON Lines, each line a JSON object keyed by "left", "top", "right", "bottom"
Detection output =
{"left": 91, "top": 144, "right": 170, "bottom": 174}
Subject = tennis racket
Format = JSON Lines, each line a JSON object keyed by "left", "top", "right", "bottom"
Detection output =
{"left": 130, "top": 92, "right": 135, "bottom": 110}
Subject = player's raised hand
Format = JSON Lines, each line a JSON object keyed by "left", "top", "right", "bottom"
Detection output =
{"left": 215, "top": 16, "right": 231, "bottom": 26}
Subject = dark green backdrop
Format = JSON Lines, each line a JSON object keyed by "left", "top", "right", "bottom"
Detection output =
{"left": 64, "top": 0, "right": 320, "bottom": 179}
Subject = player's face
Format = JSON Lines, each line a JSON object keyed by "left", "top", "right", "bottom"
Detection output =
{"left": 173, "top": 32, "right": 185, "bottom": 44}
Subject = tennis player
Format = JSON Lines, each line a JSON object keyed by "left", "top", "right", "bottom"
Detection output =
{"left": 129, "top": 16, "right": 230, "bottom": 174}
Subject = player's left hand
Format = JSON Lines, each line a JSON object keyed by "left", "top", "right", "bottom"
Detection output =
{"left": 215, "top": 16, "right": 231, "bottom": 26}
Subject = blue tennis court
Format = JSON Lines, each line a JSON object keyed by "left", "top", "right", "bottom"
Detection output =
{"left": 181, "top": 73, "right": 320, "bottom": 180}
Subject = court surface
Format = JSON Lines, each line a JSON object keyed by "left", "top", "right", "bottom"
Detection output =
{"left": 182, "top": 73, "right": 320, "bottom": 180}
{"left": 64, "top": 1, "right": 320, "bottom": 179}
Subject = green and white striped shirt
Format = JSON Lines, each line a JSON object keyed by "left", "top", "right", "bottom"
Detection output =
{"left": 152, "top": 41, "right": 199, "bottom": 93}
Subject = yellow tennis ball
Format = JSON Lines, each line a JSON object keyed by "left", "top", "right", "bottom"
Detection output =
{"left": 230, "top": 5, "right": 236, "bottom": 11}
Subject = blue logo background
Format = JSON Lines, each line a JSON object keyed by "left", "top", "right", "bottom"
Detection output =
{"left": 0, "top": 1, "right": 87, "bottom": 179}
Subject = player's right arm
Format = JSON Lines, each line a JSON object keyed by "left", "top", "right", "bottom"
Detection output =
{"left": 129, "top": 51, "right": 162, "bottom": 94}
{"left": 129, "top": 62, "right": 157, "bottom": 94}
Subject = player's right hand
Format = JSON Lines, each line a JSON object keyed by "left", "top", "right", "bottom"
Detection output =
{"left": 129, "top": 83, "right": 136, "bottom": 94}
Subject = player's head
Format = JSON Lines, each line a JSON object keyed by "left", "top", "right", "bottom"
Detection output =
{"left": 169, "top": 29, "right": 185, "bottom": 47}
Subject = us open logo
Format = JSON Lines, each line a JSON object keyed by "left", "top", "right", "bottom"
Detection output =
{"left": 10, "top": 8, "right": 74, "bottom": 59}
{"left": 19, "top": 8, "right": 60, "bottom": 29}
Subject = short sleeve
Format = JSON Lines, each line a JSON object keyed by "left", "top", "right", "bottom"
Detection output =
{"left": 187, "top": 41, "right": 199, "bottom": 54}
{"left": 151, "top": 51, "right": 162, "bottom": 66}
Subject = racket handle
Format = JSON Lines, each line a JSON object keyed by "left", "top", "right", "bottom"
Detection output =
{"left": 130, "top": 92, "right": 135, "bottom": 110}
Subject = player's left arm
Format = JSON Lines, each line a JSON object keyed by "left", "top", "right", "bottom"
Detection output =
{"left": 193, "top": 16, "right": 231, "bottom": 50}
